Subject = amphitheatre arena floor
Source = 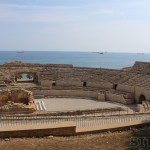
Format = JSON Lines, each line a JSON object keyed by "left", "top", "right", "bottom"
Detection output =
{"left": 35, "top": 98, "right": 128, "bottom": 112}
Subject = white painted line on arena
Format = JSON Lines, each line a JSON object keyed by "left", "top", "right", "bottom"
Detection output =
{"left": 41, "top": 100, "right": 47, "bottom": 110}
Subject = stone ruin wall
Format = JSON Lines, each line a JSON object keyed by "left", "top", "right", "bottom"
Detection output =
{"left": 0, "top": 61, "right": 150, "bottom": 105}
{"left": 130, "top": 61, "right": 150, "bottom": 74}
{"left": 0, "top": 89, "right": 36, "bottom": 114}
{"left": 39, "top": 67, "right": 122, "bottom": 88}
{"left": 0, "top": 61, "right": 73, "bottom": 84}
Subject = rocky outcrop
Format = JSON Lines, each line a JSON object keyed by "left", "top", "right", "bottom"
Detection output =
{"left": 0, "top": 89, "right": 36, "bottom": 114}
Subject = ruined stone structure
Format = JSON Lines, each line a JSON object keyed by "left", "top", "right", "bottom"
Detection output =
{"left": 0, "top": 61, "right": 150, "bottom": 113}
{"left": 0, "top": 89, "right": 36, "bottom": 114}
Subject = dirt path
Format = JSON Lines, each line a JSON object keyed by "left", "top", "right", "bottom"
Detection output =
{"left": 0, "top": 126, "right": 149, "bottom": 150}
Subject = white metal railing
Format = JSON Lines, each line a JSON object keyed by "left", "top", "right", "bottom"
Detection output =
{"left": 0, "top": 114, "right": 149, "bottom": 128}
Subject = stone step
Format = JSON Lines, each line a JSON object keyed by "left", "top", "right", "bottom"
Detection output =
{"left": 34, "top": 95, "right": 45, "bottom": 99}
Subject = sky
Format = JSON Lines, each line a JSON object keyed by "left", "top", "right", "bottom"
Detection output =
{"left": 0, "top": 0, "right": 150, "bottom": 52}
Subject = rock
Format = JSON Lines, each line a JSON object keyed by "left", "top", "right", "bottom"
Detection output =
{"left": 0, "top": 89, "right": 36, "bottom": 113}
{"left": 132, "top": 128, "right": 139, "bottom": 132}
{"left": 47, "top": 135, "right": 54, "bottom": 138}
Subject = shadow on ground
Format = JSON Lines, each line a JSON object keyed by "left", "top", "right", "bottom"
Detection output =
{"left": 127, "top": 122, "right": 150, "bottom": 150}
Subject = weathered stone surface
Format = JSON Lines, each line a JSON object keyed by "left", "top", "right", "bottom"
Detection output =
{"left": 0, "top": 61, "right": 150, "bottom": 107}
{"left": 97, "top": 93, "right": 105, "bottom": 101}
{"left": 0, "top": 89, "right": 36, "bottom": 113}
{"left": 137, "top": 100, "right": 150, "bottom": 112}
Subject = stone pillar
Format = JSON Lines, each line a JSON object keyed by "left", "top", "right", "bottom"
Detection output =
{"left": 97, "top": 93, "right": 105, "bottom": 101}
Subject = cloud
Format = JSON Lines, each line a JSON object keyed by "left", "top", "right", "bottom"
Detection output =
{"left": 1, "top": 1, "right": 150, "bottom": 52}
{"left": 0, "top": 3, "right": 82, "bottom": 23}
{"left": 0, "top": 3, "right": 116, "bottom": 24}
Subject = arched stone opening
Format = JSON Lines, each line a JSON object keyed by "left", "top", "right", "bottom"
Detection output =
{"left": 139, "top": 94, "right": 146, "bottom": 104}
{"left": 83, "top": 82, "right": 87, "bottom": 87}
{"left": 52, "top": 81, "right": 56, "bottom": 86}
{"left": 15, "top": 72, "right": 38, "bottom": 83}
{"left": 113, "top": 84, "right": 118, "bottom": 90}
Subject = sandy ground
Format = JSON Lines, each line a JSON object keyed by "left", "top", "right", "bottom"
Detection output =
{"left": 0, "top": 126, "right": 149, "bottom": 150}
{"left": 35, "top": 98, "right": 126, "bottom": 112}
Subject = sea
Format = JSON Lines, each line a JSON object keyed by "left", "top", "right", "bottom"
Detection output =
{"left": 0, "top": 51, "right": 150, "bottom": 69}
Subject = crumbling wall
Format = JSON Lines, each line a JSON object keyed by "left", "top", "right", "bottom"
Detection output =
{"left": 117, "top": 84, "right": 135, "bottom": 93}
{"left": 1, "top": 61, "right": 150, "bottom": 106}
{"left": 0, "top": 89, "right": 36, "bottom": 113}
{"left": 56, "top": 78, "right": 82, "bottom": 87}
{"left": 105, "top": 92, "right": 134, "bottom": 105}
{"left": 135, "top": 87, "right": 150, "bottom": 103}
{"left": 33, "top": 90, "right": 98, "bottom": 99}
{"left": 87, "top": 81, "right": 113, "bottom": 89}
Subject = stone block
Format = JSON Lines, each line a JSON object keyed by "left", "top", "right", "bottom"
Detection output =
{"left": 97, "top": 93, "right": 105, "bottom": 101}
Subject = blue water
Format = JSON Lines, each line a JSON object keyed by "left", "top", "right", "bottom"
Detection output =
{"left": 0, "top": 51, "right": 150, "bottom": 69}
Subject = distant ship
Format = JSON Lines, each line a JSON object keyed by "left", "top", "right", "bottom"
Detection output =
{"left": 136, "top": 53, "right": 144, "bottom": 54}
{"left": 92, "top": 52, "right": 104, "bottom": 54}
{"left": 16, "top": 51, "right": 24, "bottom": 53}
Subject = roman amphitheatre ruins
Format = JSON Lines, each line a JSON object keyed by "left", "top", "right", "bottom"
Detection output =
{"left": 0, "top": 61, "right": 150, "bottom": 137}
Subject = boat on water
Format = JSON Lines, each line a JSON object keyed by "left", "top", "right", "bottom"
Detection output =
{"left": 136, "top": 53, "right": 144, "bottom": 54}
{"left": 92, "top": 52, "right": 104, "bottom": 54}
{"left": 16, "top": 51, "right": 24, "bottom": 53}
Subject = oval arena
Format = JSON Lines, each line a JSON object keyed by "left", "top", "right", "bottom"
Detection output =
{"left": 0, "top": 61, "right": 150, "bottom": 137}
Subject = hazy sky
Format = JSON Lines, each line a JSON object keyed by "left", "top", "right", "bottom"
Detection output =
{"left": 0, "top": 0, "right": 150, "bottom": 52}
